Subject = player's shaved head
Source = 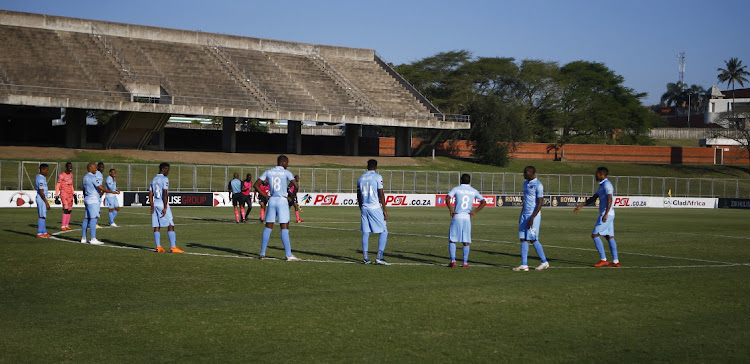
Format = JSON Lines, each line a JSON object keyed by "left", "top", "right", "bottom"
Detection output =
{"left": 277, "top": 155, "right": 289, "bottom": 165}
{"left": 597, "top": 166, "right": 609, "bottom": 176}
{"left": 367, "top": 159, "right": 378, "bottom": 170}
{"left": 87, "top": 162, "right": 96, "bottom": 172}
{"left": 234, "top": 172, "right": 239, "bottom": 179}
{"left": 525, "top": 166, "right": 536, "bottom": 174}
{"left": 460, "top": 173, "right": 471, "bottom": 184}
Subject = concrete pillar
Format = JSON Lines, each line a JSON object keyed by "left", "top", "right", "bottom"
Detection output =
{"left": 65, "top": 108, "right": 87, "bottom": 148}
{"left": 344, "top": 124, "right": 361, "bottom": 156}
{"left": 222, "top": 117, "right": 236, "bottom": 153}
{"left": 286, "top": 120, "right": 302, "bottom": 154}
{"left": 395, "top": 127, "right": 413, "bottom": 157}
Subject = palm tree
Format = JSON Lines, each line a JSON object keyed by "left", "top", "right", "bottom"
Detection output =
{"left": 660, "top": 81, "right": 686, "bottom": 107}
{"left": 717, "top": 57, "right": 750, "bottom": 110}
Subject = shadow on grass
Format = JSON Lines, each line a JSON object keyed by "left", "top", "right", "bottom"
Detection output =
{"left": 186, "top": 242, "right": 254, "bottom": 257}
{"left": 471, "top": 248, "right": 591, "bottom": 266}
{"left": 390, "top": 249, "right": 498, "bottom": 266}
{"left": 100, "top": 238, "right": 155, "bottom": 251}
{"left": 4, "top": 229, "right": 42, "bottom": 240}
{"left": 263, "top": 245, "right": 360, "bottom": 263}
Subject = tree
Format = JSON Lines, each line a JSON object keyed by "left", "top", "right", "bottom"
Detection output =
{"left": 660, "top": 81, "right": 687, "bottom": 107}
{"left": 711, "top": 107, "right": 750, "bottom": 169}
{"left": 467, "top": 95, "right": 525, "bottom": 166}
{"left": 717, "top": 57, "right": 750, "bottom": 109}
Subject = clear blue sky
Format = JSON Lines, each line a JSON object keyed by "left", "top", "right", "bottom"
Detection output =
{"left": 4, "top": 0, "right": 749, "bottom": 105}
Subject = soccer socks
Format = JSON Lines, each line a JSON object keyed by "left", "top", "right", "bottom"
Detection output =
{"left": 533, "top": 241, "right": 547, "bottom": 263}
{"left": 38, "top": 218, "right": 46, "bottom": 234}
{"left": 521, "top": 241, "right": 530, "bottom": 266}
{"left": 377, "top": 231, "right": 388, "bottom": 260}
{"left": 168, "top": 231, "right": 176, "bottom": 248}
{"left": 90, "top": 218, "right": 97, "bottom": 240}
{"left": 154, "top": 231, "right": 161, "bottom": 247}
{"left": 281, "top": 228, "right": 292, "bottom": 257}
{"left": 81, "top": 218, "right": 89, "bottom": 239}
{"left": 260, "top": 227, "right": 272, "bottom": 256}
{"left": 592, "top": 236, "right": 607, "bottom": 261}
{"left": 108, "top": 211, "right": 115, "bottom": 225}
{"left": 608, "top": 238, "right": 619, "bottom": 263}
{"left": 362, "top": 232, "right": 370, "bottom": 260}
{"left": 260, "top": 208, "right": 265, "bottom": 221}
{"left": 462, "top": 245, "right": 470, "bottom": 264}
{"left": 449, "top": 242, "right": 456, "bottom": 261}
{"left": 234, "top": 209, "right": 240, "bottom": 222}
{"left": 62, "top": 213, "right": 70, "bottom": 228}
{"left": 240, "top": 207, "right": 245, "bottom": 220}
{"left": 295, "top": 210, "right": 301, "bottom": 221}
{"left": 244, "top": 206, "right": 251, "bottom": 219}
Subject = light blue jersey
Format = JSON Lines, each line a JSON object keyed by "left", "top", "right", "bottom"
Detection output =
{"left": 357, "top": 170, "right": 384, "bottom": 210}
{"left": 82, "top": 172, "right": 102, "bottom": 204}
{"left": 150, "top": 174, "right": 169, "bottom": 208}
{"left": 522, "top": 178, "right": 544, "bottom": 216}
{"left": 229, "top": 178, "right": 242, "bottom": 194}
{"left": 597, "top": 179, "right": 615, "bottom": 216}
{"left": 447, "top": 184, "right": 484, "bottom": 216}
{"left": 105, "top": 175, "right": 117, "bottom": 197}
{"left": 259, "top": 166, "right": 294, "bottom": 198}
{"left": 35, "top": 173, "right": 48, "bottom": 201}
{"left": 35, "top": 174, "right": 48, "bottom": 219}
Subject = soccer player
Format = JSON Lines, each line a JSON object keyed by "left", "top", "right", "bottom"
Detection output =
{"left": 357, "top": 159, "right": 389, "bottom": 265}
{"left": 95, "top": 162, "right": 105, "bottom": 228}
{"left": 574, "top": 166, "right": 620, "bottom": 267}
{"left": 54, "top": 162, "right": 74, "bottom": 231}
{"left": 105, "top": 168, "right": 120, "bottom": 227}
{"left": 254, "top": 155, "right": 300, "bottom": 261}
{"left": 256, "top": 180, "right": 270, "bottom": 222}
{"left": 512, "top": 166, "right": 550, "bottom": 271}
{"left": 81, "top": 162, "right": 118, "bottom": 245}
{"left": 288, "top": 175, "right": 304, "bottom": 223}
{"left": 35, "top": 163, "right": 51, "bottom": 238}
{"left": 445, "top": 173, "right": 485, "bottom": 267}
{"left": 150, "top": 162, "right": 184, "bottom": 253}
{"left": 228, "top": 172, "right": 243, "bottom": 223}
{"left": 241, "top": 173, "right": 253, "bottom": 222}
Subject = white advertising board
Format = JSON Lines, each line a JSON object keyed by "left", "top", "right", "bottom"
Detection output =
{"left": 297, "top": 193, "right": 436, "bottom": 207}
{"left": 613, "top": 196, "right": 717, "bottom": 209}
{"left": 0, "top": 190, "right": 124, "bottom": 208}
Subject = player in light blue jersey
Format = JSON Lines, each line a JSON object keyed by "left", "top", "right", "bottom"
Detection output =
{"left": 574, "top": 166, "right": 620, "bottom": 267}
{"left": 105, "top": 168, "right": 120, "bottom": 227}
{"left": 35, "top": 164, "right": 51, "bottom": 238}
{"left": 513, "top": 166, "right": 549, "bottom": 271}
{"left": 254, "top": 155, "right": 300, "bottom": 261}
{"left": 357, "top": 159, "right": 389, "bottom": 265}
{"left": 445, "top": 174, "right": 486, "bottom": 267}
{"left": 81, "top": 162, "right": 118, "bottom": 245}
{"left": 150, "top": 162, "right": 184, "bottom": 253}
{"left": 95, "top": 162, "right": 105, "bottom": 228}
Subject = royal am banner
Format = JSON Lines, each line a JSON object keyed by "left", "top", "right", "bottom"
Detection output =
{"left": 436, "top": 194, "right": 495, "bottom": 208}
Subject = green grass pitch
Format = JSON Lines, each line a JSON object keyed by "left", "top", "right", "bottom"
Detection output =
{"left": 1, "top": 206, "right": 748, "bottom": 362}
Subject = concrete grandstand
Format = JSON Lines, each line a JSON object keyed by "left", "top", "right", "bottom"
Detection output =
{"left": 0, "top": 10, "right": 469, "bottom": 155}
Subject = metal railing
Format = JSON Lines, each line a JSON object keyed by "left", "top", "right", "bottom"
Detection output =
{"left": 3, "top": 160, "right": 748, "bottom": 198}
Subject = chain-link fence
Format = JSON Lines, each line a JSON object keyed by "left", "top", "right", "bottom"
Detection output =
{"left": 2, "top": 160, "right": 748, "bottom": 198}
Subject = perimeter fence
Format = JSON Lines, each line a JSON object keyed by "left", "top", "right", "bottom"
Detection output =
{"left": 2, "top": 160, "right": 748, "bottom": 198}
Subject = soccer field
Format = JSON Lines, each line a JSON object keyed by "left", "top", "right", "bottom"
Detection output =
{"left": 1, "top": 206, "right": 748, "bottom": 362}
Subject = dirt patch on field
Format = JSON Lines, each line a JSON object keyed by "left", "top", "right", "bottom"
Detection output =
{"left": 0, "top": 146, "right": 422, "bottom": 167}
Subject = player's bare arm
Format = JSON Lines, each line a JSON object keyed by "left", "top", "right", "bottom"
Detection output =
{"left": 446, "top": 194, "right": 454, "bottom": 217}
{"left": 149, "top": 190, "right": 155, "bottom": 215}
{"left": 574, "top": 195, "right": 598, "bottom": 214}
{"left": 288, "top": 178, "right": 299, "bottom": 202}
{"left": 528, "top": 197, "right": 543, "bottom": 227}
{"left": 161, "top": 188, "right": 168, "bottom": 217}
{"left": 253, "top": 179, "right": 269, "bottom": 200}
{"left": 602, "top": 194, "right": 613, "bottom": 222}
{"left": 471, "top": 199, "right": 486, "bottom": 218}
{"left": 98, "top": 185, "right": 119, "bottom": 195}
{"left": 378, "top": 188, "right": 387, "bottom": 220}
